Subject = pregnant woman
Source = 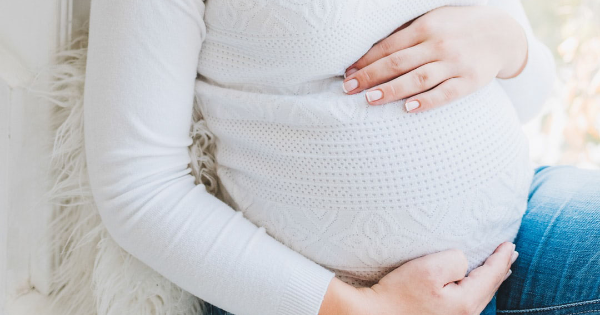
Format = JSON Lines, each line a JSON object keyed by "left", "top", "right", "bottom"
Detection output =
{"left": 83, "top": 0, "right": 600, "bottom": 314}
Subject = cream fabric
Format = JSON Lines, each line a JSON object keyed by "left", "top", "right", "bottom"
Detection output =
{"left": 83, "top": 0, "right": 555, "bottom": 314}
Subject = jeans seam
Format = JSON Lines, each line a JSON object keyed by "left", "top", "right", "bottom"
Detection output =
{"left": 497, "top": 299, "right": 600, "bottom": 313}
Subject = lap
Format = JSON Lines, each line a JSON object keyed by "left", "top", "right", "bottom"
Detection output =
{"left": 496, "top": 165, "right": 600, "bottom": 314}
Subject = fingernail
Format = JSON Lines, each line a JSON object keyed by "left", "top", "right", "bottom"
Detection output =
{"left": 510, "top": 251, "right": 519, "bottom": 264}
{"left": 503, "top": 269, "right": 513, "bottom": 281}
{"left": 343, "top": 79, "right": 359, "bottom": 93}
{"left": 345, "top": 68, "right": 358, "bottom": 78}
{"left": 366, "top": 89, "right": 383, "bottom": 102}
{"left": 405, "top": 100, "right": 420, "bottom": 112}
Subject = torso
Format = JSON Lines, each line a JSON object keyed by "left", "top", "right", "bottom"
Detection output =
{"left": 195, "top": 0, "right": 533, "bottom": 287}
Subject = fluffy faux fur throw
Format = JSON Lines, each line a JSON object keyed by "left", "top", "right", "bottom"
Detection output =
{"left": 41, "top": 26, "right": 222, "bottom": 315}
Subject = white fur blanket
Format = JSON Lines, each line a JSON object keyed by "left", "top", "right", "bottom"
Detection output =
{"left": 42, "top": 27, "right": 222, "bottom": 315}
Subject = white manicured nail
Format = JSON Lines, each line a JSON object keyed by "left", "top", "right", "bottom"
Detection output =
{"left": 510, "top": 251, "right": 519, "bottom": 264}
{"left": 343, "top": 79, "right": 359, "bottom": 93}
{"left": 366, "top": 89, "right": 383, "bottom": 102}
{"left": 405, "top": 100, "right": 420, "bottom": 112}
{"left": 503, "top": 269, "right": 513, "bottom": 281}
{"left": 345, "top": 68, "right": 358, "bottom": 78}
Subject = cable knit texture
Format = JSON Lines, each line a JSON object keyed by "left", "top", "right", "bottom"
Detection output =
{"left": 83, "top": 0, "right": 555, "bottom": 314}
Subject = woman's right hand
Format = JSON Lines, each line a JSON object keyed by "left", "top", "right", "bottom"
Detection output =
{"left": 320, "top": 242, "right": 518, "bottom": 315}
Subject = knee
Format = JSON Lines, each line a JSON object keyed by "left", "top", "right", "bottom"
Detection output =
{"left": 500, "top": 166, "right": 600, "bottom": 310}
{"left": 528, "top": 165, "right": 600, "bottom": 216}
{"left": 519, "top": 166, "right": 600, "bottom": 250}
{"left": 515, "top": 165, "right": 600, "bottom": 282}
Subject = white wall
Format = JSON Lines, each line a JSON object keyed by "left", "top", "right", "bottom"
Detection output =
{"left": 0, "top": 0, "right": 90, "bottom": 314}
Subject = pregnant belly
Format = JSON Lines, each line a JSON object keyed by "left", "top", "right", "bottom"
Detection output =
{"left": 197, "top": 79, "right": 533, "bottom": 287}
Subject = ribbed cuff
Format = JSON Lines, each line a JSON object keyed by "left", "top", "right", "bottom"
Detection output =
{"left": 278, "top": 258, "right": 336, "bottom": 315}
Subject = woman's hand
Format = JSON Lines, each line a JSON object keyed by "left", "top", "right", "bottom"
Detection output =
{"left": 342, "top": 6, "right": 529, "bottom": 113}
{"left": 320, "top": 242, "right": 518, "bottom": 315}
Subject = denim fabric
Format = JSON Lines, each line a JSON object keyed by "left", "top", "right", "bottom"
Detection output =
{"left": 204, "top": 166, "right": 600, "bottom": 315}
{"left": 494, "top": 165, "right": 600, "bottom": 314}
{"left": 482, "top": 295, "right": 498, "bottom": 315}
{"left": 203, "top": 302, "right": 234, "bottom": 315}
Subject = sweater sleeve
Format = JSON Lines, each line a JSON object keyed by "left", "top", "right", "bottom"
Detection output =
{"left": 82, "top": 1, "right": 336, "bottom": 315}
{"left": 487, "top": 0, "right": 557, "bottom": 123}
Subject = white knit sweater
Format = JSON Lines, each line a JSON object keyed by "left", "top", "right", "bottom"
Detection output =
{"left": 83, "top": 0, "right": 555, "bottom": 314}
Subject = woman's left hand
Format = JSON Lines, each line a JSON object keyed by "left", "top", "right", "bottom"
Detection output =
{"left": 342, "top": 5, "right": 529, "bottom": 113}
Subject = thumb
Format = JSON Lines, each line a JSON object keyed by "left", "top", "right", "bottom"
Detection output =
{"left": 456, "top": 242, "right": 516, "bottom": 299}
{"left": 406, "top": 248, "right": 469, "bottom": 287}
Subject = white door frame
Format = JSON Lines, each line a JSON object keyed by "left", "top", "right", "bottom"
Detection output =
{"left": 0, "top": 0, "right": 89, "bottom": 314}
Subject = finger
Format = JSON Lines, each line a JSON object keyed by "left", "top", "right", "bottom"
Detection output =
{"left": 389, "top": 19, "right": 414, "bottom": 35}
{"left": 455, "top": 242, "right": 515, "bottom": 299}
{"left": 500, "top": 250, "right": 519, "bottom": 283}
{"left": 403, "top": 77, "right": 472, "bottom": 113}
{"left": 364, "top": 61, "right": 454, "bottom": 105}
{"left": 345, "top": 22, "right": 423, "bottom": 75}
{"left": 343, "top": 44, "right": 435, "bottom": 95}
{"left": 406, "top": 248, "right": 469, "bottom": 288}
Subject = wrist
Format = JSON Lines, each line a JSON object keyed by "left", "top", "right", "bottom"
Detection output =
{"left": 319, "top": 278, "right": 370, "bottom": 315}
{"left": 497, "top": 13, "right": 529, "bottom": 79}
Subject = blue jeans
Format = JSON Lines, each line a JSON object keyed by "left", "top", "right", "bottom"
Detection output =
{"left": 205, "top": 166, "right": 600, "bottom": 315}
